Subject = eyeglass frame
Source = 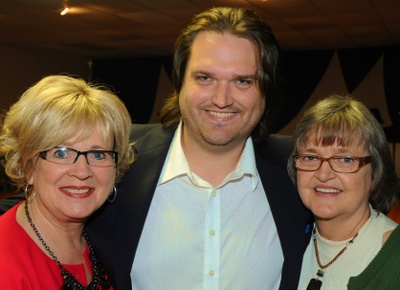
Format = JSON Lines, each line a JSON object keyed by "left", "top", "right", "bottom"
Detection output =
{"left": 293, "top": 154, "right": 371, "bottom": 173}
{"left": 38, "top": 146, "right": 118, "bottom": 167}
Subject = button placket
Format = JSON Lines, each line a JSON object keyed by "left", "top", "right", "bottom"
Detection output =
{"left": 203, "top": 189, "right": 220, "bottom": 289}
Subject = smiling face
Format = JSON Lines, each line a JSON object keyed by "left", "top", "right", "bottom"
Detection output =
{"left": 179, "top": 31, "right": 265, "bottom": 152}
{"left": 296, "top": 140, "right": 372, "bottom": 224}
{"left": 29, "top": 125, "right": 115, "bottom": 222}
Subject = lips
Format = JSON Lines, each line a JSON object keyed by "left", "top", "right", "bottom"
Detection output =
{"left": 315, "top": 187, "right": 342, "bottom": 193}
{"left": 60, "top": 187, "right": 94, "bottom": 198}
{"left": 208, "top": 111, "right": 235, "bottom": 118}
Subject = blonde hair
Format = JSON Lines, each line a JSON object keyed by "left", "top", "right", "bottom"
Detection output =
{"left": 0, "top": 75, "right": 134, "bottom": 190}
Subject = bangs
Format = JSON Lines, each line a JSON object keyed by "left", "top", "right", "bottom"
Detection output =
{"left": 296, "top": 103, "right": 369, "bottom": 150}
{"left": 33, "top": 94, "right": 114, "bottom": 151}
{"left": 299, "top": 122, "right": 366, "bottom": 149}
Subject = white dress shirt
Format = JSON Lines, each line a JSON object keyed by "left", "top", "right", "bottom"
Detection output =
{"left": 131, "top": 123, "right": 283, "bottom": 290}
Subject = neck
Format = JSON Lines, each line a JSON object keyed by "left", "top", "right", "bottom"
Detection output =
{"left": 315, "top": 206, "right": 371, "bottom": 241}
{"left": 182, "top": 136, "right": 245, "bottom": 187}
{"left": 17, "top": 201, "right": 85, "bottom": 263}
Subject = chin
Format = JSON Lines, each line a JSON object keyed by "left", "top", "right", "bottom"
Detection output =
{"left": 311, "top": 205, "right": 338, "bottom": 220}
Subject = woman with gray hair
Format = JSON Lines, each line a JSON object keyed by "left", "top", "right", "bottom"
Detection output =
{"left": 0, "top": 75, "right": 134, "bottom": 289}
{"left": 288, "top": 95, "right": 400, "bottom": 289}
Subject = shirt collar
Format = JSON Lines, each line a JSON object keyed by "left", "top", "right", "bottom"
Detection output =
{"left": 158, "top": 122, "right": 191, "bottom": 185}
{"left": 159, "top": 122, "right": 259, "bottom": 190}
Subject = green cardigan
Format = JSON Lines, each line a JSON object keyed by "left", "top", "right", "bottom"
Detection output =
{"left": 348, "top": 225, "right": 400, "bottom": 289}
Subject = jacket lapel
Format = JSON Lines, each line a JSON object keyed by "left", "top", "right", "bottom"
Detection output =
{"left": 255, "top": 135, "right": 312, "bottom": 289}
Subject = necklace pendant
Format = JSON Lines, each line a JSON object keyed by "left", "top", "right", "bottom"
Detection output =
{"left": 307, "top": 278, "right": 322, "bottom": 290}
{"left": 306, "top": 269, "right": 323, "bottom": 290}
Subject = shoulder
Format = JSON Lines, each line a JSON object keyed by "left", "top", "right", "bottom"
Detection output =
{"left": 255, "top": 134, "right": 292, "bottom": 152}
{"left": 130, "top": 123, "right": 175, "bottom": 154}
{"left": 130, "top": 123, "right": 161, "bottom": 141}
{"left": 0, "top": 206, "right": 35, "bottom": 278}
{"left": 253, "top": 134, "right": 292, "bottom": 165}
{"left": 0, "top": 195, "right": 25, "bottom": 215}
{"left": 348, "top": 224, "right": 400, "bottom": 289}
{"left": 0, "top": 204, "right": 19, "bottom": 231}
{"left": 386, "top": 224, "right": 400, "bottom": 241}
{"left": 129, "top": 123, "right": 174, "bottom": 142}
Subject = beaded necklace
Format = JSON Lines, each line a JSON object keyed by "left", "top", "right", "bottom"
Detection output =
{"left": 307, "top": 227, "right": 358, "bottom": 290}
{"left": 24, "top": 202, "right": 112, "bottom": 290}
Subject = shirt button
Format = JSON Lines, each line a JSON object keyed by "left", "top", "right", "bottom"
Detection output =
{"left": 211, "top": 191, "right": 217, "bottom": 197}
{"left": 209, "top": 270, "right": 215, "bottom": 276}
{"left": 210, "top": 230, "right": 215, "bottom": 236}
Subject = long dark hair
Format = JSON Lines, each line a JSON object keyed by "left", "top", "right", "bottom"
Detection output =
{"left": 160, "top": 7, "right": 284, "bottom": 139}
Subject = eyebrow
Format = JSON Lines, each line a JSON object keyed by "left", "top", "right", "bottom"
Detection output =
{"left": 234, "top": 75, "right": 258, "bottom": 81}
{"left": 191, "top": 70, "right": 257, "bottom": 80}
{"left": 190, "top": 70, "right": 213, "bottom": 77}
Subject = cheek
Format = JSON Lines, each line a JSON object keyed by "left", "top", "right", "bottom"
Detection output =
{"left": 296, "top": 172, "right": 313, "bottom": 200}
{"left": 179, "top": 87, "right": 194, "bottom": 112}
{"left": 247, "top": 92, "right": 265, "bottom": 115}
{"left": 31, "top": 163, "right": 65, "bottom": 186}
{"left": 361, "top": 172, "right": 373, "bottom": 196}
{"left": 296, "top": 172, "right": 308, "bottom": 186}
{"left": 97, "top": 169, "right": 116, "bottom": 189}
{"left": 255, "top": 101, "right": 265, "bottom": 119}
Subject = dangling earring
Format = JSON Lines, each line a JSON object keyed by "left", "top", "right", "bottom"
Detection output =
{"left": 25, "top": 184, "right": 36, "bottom": 204}
{"left": 107, "top": 186, "right": 117, "bottom": 203}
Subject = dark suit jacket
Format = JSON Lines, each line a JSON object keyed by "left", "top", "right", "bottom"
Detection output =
{"left": 0, "top": 123, "right": 312, "bottom": 290}
{"left": 85, "top": 124, "right": 313, "bottom": 290}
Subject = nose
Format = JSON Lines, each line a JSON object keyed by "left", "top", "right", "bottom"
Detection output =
{"left": 211, "top": 81, "right": 234, "bottom": 108}
{"left": 69, "top": 154, "right": 92, "bottom": 179}
{"left": 315, "top": 160, "right": 335, "bottom": 182}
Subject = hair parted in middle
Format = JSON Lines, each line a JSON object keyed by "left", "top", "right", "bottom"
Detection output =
{"left": 159, "top": 6, "right": 284, "bottom": 138}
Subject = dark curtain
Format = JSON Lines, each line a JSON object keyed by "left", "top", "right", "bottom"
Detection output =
{"left": 383, "top": 47, "right": 400, "bottom": 142}
{"left": 92, "top": 56, "right": 172, "bottom": 124}
{"left": 338, "top": 47, "right": 384, "bottom": 92}
{"left": 91, "top": 46, "right": 400, "bottom": 135}
{"left": 277, "top": 49, "right": 334, "bottom": 132}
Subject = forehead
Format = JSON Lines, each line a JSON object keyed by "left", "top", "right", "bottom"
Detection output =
{"left": 188, "top": 31, "right": 258, "bottom": 75}
{"left": 62, "top": 124, "right": 107, "bottom": 147}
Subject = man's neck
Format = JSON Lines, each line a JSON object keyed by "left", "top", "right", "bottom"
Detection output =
{"left": 182, "top": 136, "right": 246, "bottom": 187}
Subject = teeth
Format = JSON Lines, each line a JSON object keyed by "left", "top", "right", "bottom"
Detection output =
{"left": 209, "top": 111, "right": 234, "bottom": 118}
{"left": 315, "top": 188, "right": 341, "bottom": 193}
{"left": 63, "top": 188, "right": 90, "bottom": 194}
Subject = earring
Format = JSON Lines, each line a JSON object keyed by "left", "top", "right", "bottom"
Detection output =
{"left": 25, "top": 184, "right": 36, "bottom": 204}
{"left": 107, "top": 186, "right": 117, "bottom": 203}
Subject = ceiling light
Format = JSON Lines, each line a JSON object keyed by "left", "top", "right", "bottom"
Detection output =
{"left": 60, "top": 7, "right": 70, "bottom": 16}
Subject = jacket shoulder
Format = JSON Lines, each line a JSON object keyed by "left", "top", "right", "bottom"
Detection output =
{"left": 130, "top": 123, "right": 175, "bottom": 154}
{"left": 130, "top": 123, "right": 162, "bottom": 141}
{"left": 254, "top": 134, "right": 293, "bottom": 165}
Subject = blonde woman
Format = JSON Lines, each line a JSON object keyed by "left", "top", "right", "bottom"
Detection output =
{"left": 0, "top": 75, "right": 134, "bottom": 289}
